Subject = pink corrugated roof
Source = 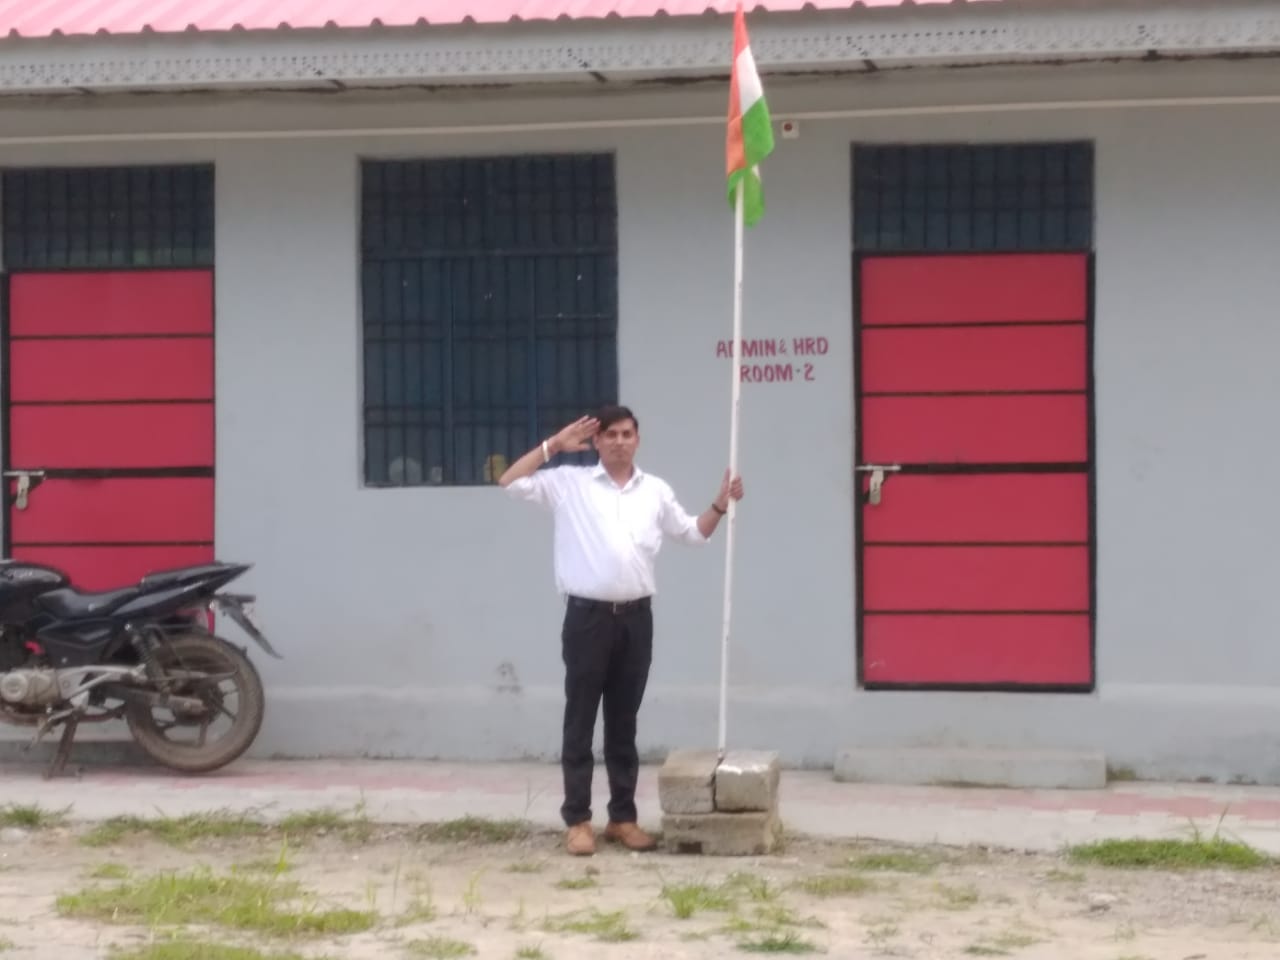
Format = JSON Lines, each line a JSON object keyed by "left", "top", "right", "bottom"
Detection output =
{"left": 0, "top": 0, "right": 989, "bottom": 39}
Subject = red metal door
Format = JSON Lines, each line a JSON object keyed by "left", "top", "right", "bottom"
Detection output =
{"left": 4, "top": 270, "right": 215, "bottom": 590}
{"left": 855, "top": 253, "right": 1094, "bottom": 690}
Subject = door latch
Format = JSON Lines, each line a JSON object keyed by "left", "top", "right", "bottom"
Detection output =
{"left": 854, "top": 464, "right": 901, "bottom": 506}
{"left": 3, "top": 470, "right": 46, "bottom": 510}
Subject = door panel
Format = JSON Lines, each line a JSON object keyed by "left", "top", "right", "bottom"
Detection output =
{"left": 863, "top": 545, "right": 1090, "bottom": 611}
{"left": 862, "top": 614, "right": 1093, "bottom": 685}
{"left": 860, "top": 254, "right": 1087, "bottom": 326}
{"left": 9, "top": 271, "right": 213, "bottom": 336}
{"left": 5, "top": 268, "right": 215, "bottom": 591}
{"left": 860, "top": 474, "right": 1088, "bottom": 544}
{"left": 860, "top": 325, "right": 1087, "bottom": 393}
{"left": 860, "top": 394, "right": 1088, "bottom": 464}
{"left": 8, "top": 477, "right": 214, "bottom": 543}
{"left": 10, "top": 338, "right": 214, "bottom": 402}
{"left": 9, "top": 404, "right": 214, "bottom": 468}
{"left": 856, "top": 252, "right": 1094, "bottom": 690}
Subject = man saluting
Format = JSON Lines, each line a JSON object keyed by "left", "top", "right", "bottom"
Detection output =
{"left": 500, "top": 405, "right": 745, "bottom": 856}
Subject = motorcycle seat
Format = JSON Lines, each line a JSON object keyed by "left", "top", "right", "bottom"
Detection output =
{"left": 36, "top": 586, "right": 141, "bottom": 621}
{"left": 140, "top": 563, "right": 239, "bottom": 587}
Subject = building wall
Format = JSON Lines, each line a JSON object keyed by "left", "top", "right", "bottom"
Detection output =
{"left": 2, "top": 57, "right": 1280, "bottom": 781}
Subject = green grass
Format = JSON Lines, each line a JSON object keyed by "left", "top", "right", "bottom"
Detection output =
{"left": 81, "top": 808, "right": 379, "bottom": 848}
{"left": 406, "top": 938, "right": 477, "bottom": 958}
{"left": 737, "top": 931, "right": 819, "bottom": 954}
{"left": 416, "top": 817, "right": 529, "bottom": 844}
{"left": 1066, "top": 836, "right": 1271, "bottom": 870}
{"left": 81, "top": 812, "right": 268, "bottom": 848}
{"left": 0, "top": 937, "right": 12, "bottom": 953}
{"left": 107, "top": 941, "right": 318, "bottom": 960}
{"left": 796, "top": 873, "right": 875, "bottom": 897}
{"left": 662, "top": 881, "right": 738, "bottom": 918}
{"left": 842, "top": 851, "right": 937, "bottom": 874}
{"left": 514, "top": 948, "right": 548, "bottom": 960}
{"left": 88, "top": 862, "right": 132, "bottom": 880}
{"left": 555, "top": 876, "right": 597, "bottom": 891}
{"left": 506, "top": 861, "right": 546, "bottom": 874}
{"left": 0, "top": 803, "right": 67, "bottom": 829}
{"left": 543, "top": 908, "right": 637, "bottom": 942}
{"left": 935, "top": 883, "right": 980, "bottom": 909}
{"left": 964, "top": 932, "right": 1041, "bottom": 956}
{"left": 276, "top": 808, "right": 373, "bottom": 842}
{"left": 56, "top": 867, "right": 376, "bottom": 938}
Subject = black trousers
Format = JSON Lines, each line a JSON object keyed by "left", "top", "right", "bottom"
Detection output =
{"left": 559, "top": 596, "right": 654, "bottom": 827}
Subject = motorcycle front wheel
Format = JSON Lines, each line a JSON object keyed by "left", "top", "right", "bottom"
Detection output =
{"left": 124, "top": 632, "right": 266, "bottom": 774}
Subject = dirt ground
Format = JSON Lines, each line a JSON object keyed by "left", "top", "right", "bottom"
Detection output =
{"left": 2, "top": 818, "right": 1279, "bottom": 960}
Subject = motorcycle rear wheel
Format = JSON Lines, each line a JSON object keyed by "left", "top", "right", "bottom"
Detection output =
{"left": 124, "top": 632, "right": 266, "bottom": 774}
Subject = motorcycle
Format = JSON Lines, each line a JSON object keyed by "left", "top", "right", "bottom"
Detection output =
{"left": 0, "top": 559, "right": 280, "bottom": 779}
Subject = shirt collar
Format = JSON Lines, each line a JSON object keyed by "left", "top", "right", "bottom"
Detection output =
{"left": 592, "top": 460, "right": 644, "bottom": 491}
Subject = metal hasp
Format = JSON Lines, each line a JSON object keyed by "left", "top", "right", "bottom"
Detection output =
{"left": 2, "top": 470, "right": 46, "bottom": 510}
{"left": 855, "top": 464, "right": 901, "bottom": 506}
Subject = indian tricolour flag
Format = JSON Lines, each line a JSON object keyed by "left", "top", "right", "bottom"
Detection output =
{"left": 725, "top": 0, "right": 775, "bottom": 227}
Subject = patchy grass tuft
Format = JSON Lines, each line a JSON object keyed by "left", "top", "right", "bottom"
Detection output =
{"left": 506, "top": 860, "right": 546, "bottom": 874}
{"left": 416, "top": 817, "right": 529, "bottom": 845}
{"left": 81, "top": 812, "right": 267, "bottom": 848}
{"left": 964, "top": 932, "right": 1041, "bottom": 956}
{"left": 0, "top": 803, "right": 68, "bottom": 829}
{"left": 56, "top": 867, "right": 376, "bottom": 938}
{"left": 406, "top": 938, "right": 477, "bottom": 958}
{"left": 514, "top": 948, "right": 548, "bottom": 960}
{"left": 662, "top": 881, "right": 738, "bottom": 919}
{"left": 935, "top": 883, "right": 980, "bottom": 909}
{"left": 555, "top": 876, "right": 597, "bottom": 891}
{"left": 106, "top": 941, "right": 316, "bottom": 960}
{"left": 88, "top": 862, "right": 131, "bottom": 880}
{"left": 1066, "top": 837, "right": 1270, "bottom": 870}
{"left": 277, "top": 808, "right": 373, "bottom": 843}
{"left": 737, "top": 931, "right": 819, "bottom": 954}
{"left": 843, "top": 851, "right": 937, "bottom": 874}
{"left": 543, "top": 908, "right": 637, "bottom": 942}
{"left": 796, "top": 873, "right": 875, "bottom": 898}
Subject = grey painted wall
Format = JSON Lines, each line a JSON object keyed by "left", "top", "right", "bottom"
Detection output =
{"left": 2, "top": 58, "right": 1279, "bottom": 782}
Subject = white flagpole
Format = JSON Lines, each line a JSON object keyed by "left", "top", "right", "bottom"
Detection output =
{"left": 718, "top": 175, "right": 746, "bottom": 761}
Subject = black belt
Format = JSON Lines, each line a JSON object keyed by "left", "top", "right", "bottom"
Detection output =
{"left": 567, "top": 595, "right": 651, "bottom": 614}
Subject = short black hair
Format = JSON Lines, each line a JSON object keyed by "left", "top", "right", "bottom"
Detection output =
{"left": 595, "top": 404, "right": 638, "bottom": 433}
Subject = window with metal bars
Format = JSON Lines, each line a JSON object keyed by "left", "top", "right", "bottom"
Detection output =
{"left": 853, "top": 143, "right": 1093, "bottom": 253}
{"left": 2, "top": 165, "right": 215, "bottom": 269}
{"left": 360, "top": 154, "right": 619, "bottom": 487}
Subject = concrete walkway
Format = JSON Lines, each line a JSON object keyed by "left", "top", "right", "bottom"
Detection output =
{"left": 5, "top": 758, "right": 1280, "bottom": 854}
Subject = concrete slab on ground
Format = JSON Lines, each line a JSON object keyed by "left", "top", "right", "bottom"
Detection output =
{"left": 835, "top": 746, "right": 1108, "bottom": 790}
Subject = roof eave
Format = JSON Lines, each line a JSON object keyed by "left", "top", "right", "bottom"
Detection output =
{"left": 0, "top": 4, "right": 1277, "bottom": 96}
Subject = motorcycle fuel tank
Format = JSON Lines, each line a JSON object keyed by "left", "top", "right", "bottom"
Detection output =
{"left": 0, "top": 561, "right": 70, "bottom": 624}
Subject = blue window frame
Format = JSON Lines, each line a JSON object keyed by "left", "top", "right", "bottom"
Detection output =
{"left": 853, "top": 143, "right": 1093, "bottom": 253}
{"left": 360, "top": 154, "right": 619, "bottom": 486}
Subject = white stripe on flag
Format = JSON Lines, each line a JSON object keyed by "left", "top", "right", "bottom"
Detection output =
{"left": 735, "top": 45, "right": 763, "bottom": 113}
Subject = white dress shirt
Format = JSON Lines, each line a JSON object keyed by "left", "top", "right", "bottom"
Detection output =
{"left": 506, "top": 462, "right": 707, "bottom": 601}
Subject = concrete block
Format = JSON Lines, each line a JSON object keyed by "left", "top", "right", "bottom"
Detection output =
{"left": 714, "top": 750, "right": 781, "bottom": 812}
{"left": 658, "top": 749, "right": 719, "bottom": 814}
{"left": 662, "top": 810, "right": 783, "bottom": 856}
{"left": 834, "top": 746, "right": 1107, "bottom": 790}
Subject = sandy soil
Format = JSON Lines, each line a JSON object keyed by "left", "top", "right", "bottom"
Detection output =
{"left": 1, "top": 822, "right": 1279, "bottom": 959}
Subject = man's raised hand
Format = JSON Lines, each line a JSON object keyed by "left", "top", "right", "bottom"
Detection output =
{"left": 552, "top": 416, "right": 600, "bottom": 454}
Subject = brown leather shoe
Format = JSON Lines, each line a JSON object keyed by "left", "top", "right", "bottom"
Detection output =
{"left": 565, "top": 822, "right": 595, "bottom": 856}
{"left": 604, "top": 820, "right": 657, "bottom": 852}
